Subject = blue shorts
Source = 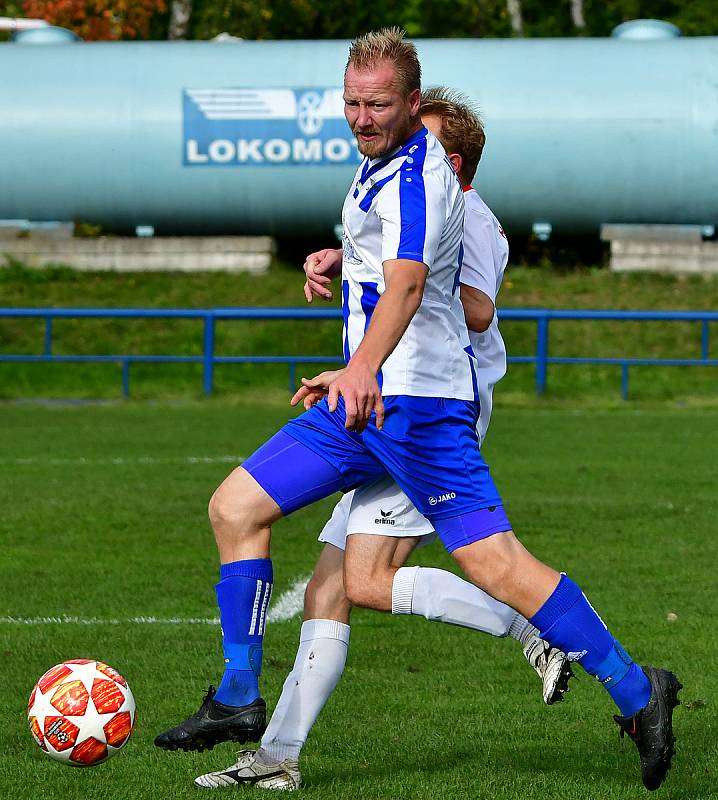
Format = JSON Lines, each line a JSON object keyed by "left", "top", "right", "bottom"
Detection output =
{"left": 242, "top": 396, "right": 510, "bottom": 552}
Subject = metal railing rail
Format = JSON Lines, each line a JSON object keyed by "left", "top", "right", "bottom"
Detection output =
{"left": 1, "top": 307, "right": 716, "bottom": 399}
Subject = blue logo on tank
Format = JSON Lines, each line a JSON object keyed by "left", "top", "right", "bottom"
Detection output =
{"left": 183, "top": 88, "right": 361, "bottom": 167}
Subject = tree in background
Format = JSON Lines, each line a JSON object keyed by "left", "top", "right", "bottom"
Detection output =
{"left": 167, "top": 0, "right": 190, "bottom": 39}
{"left": 21, "top": 0, "right": 167, "bottom": 39}
{"left": 5, "top": 0, "right": 717, "bottom": 40}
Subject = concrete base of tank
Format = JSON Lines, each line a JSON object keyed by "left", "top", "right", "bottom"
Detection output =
{"left": 603, "top": 225, "right": 718, "bottom": 274}
{"left": 0, "top": 230, "right": 274, "bottom": 273}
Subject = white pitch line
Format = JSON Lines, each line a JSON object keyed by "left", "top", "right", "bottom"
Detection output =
{"left": 0, "top": 577, "right": 310, "bottom": 627}
{"left": 266, "top": 577, "right": 309, "bottom": 624}
{"left": 0, "top": 455, "right": 245, "bottom": 466}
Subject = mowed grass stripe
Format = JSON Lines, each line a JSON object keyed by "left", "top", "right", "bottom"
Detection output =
{"left": 1, "top": 401, "right": 716, "bottom": 799}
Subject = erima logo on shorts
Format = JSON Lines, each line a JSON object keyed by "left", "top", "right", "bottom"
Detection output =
{"left": 428, "top": 492, "right": 457, "bottom": 506}
{"left": 374, "top": 509, "right": 395, "bottom": 525}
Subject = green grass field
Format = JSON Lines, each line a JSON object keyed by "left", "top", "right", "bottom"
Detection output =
{"left": 1, "top": 399, "right": 715, "bottom": 799}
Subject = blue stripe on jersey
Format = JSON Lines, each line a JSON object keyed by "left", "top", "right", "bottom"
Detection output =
{"left": 464, "top": 345, "right": 479, "bottom": 402}
{"left": 397, "top": 135, "right": 428, "bottom": 260}
{"left": 359, "top": 171, "right": 398, "bottom": 213}
{"left": 359, "top": 281, "right": 383, "bottom": 389}
{"left": 341, "top": 280, "right": 350, "bottom": 364}
{"left": 452, "top": 241, "right": 464, "bottom": 296}
{"left": 359, "top": 154, "right": 395, "bottom": 186}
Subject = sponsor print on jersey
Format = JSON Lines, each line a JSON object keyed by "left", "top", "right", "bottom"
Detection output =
{"left": 183, "top": 88, "right": 362, "bottom": 167}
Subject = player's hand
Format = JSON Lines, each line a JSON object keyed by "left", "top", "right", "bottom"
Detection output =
{"left": 303, "top": 248, "right": 342, "bottom": 303}
{"left": 327, "top": 361, "right": 384, "bottom": 433}
{"left": 290, "top": 369, "right": 345, "bottom": 410}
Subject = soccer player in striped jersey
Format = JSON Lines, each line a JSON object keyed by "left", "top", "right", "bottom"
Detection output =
{"left": 158, "top": 28, "right": 681, "bottom": 794}
{"left": 194, "top": 87, "right": 571, "bottom": 792}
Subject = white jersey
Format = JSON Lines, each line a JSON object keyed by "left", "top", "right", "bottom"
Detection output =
{"left": 461, "top": 188, "right": 509, "bottom": 444}
{"left": 319, "top": 188, "right": 510, "bottom": 551}
{"left": 340, "top": 127, "right": 477, "bottom": 400}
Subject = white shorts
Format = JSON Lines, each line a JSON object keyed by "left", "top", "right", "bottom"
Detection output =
{"left": 318, "top": 475, "right": 437, "bottom": 551}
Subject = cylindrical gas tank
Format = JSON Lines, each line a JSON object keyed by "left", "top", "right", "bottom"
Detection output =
{"left": 1, "top": 27, "right": 717, "bottom": 235}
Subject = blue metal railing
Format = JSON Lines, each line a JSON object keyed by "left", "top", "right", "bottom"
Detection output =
{"left": 1, "top": 307, "right": 716, "bottom": 399}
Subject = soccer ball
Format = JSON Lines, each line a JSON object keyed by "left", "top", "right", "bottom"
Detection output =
{"left": 27, "top": 659, "right": 136, "bottom": 766}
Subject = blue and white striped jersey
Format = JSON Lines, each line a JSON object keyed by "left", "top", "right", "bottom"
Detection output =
{"left": 340, "top": 127, "right": 478, "bottom": 400}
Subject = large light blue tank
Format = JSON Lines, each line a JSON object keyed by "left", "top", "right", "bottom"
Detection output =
{"left": 2, "top": 22, "right": 717, "bottom": 235}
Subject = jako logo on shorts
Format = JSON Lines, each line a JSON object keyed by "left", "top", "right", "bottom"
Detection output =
{"left": 183, "top": 88, "right": 362, "bottom": 167}
{"left": 428, "top": 492, "right": 457, "bottom": 506}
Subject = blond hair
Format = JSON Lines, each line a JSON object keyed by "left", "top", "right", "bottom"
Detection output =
{"left": 346, "top": 27, "right": 421, "bottom": 96}
{"left": 420, "top": 86, "right": 486, "bottom": 184}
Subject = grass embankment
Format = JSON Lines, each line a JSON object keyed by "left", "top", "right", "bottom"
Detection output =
{"left": 0, "top": 259, "right": 716, "bottom": 403}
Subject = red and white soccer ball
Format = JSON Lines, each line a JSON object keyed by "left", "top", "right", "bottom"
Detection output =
{"left": 27, "top": 659, "right": 136, "bottom": 767}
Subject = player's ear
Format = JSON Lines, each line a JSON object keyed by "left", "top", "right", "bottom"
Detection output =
{"left": 408, "top": 87, "right": 421, "bottom": 117}
{"left": 448, "top": 152, "right": 463, "bottom": 177}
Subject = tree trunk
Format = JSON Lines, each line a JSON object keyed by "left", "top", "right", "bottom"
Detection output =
{"left": 570, "top": 0, "right": 586, "bottom": 29}
{"left": 168, "top": 0, "right": 192, "bottom": 40}
{"left": 506, "top": 0, "right": 523, "bottom": 36}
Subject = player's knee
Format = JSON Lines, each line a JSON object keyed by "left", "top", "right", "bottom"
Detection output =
{"left": 454, "top": 530, "right": 522, "bottom": 594}
{"left": 208, "top": 483, "right": 253, "bottom": 538}
{"left": 344, "top": 567, "right": 386, "bottom": 610}
{"left": 343, "top": 575, "right": 373, "bottom": 608}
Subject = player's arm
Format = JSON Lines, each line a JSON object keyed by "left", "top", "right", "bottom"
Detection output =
{"left": 303, "top": 247, "right": 343, "bottom": 303}
{"left": 460, "top": 283, "right": 494, "bottom": 333}
{"left": 459, "top": 209, "right": 500, "bottom": 333}
{"left": 328, "top": 166, "right": 447, "bottom": 432}
{"left": 328, "top": 259, "right": 427, "bottom": 432}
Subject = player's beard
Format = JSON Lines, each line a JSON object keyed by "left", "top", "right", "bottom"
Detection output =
{"left": 354, "top": 114, "right": 415, "bottom": 160}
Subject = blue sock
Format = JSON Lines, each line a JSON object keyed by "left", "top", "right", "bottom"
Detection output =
{"left": 214, "top": 558, "right": 273, "bottom": 708}
{"left": 530, "top": 574, "right": 651, "bottom": 716}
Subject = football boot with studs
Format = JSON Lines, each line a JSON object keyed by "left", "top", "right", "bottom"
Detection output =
{"left": 614, "top": 666, "right": 682, "bottom": 791}
{"left": 154, "top": 685, "right": 266, "bottom": 752}
{"left": 195, "top": 749, "right": 301, "bottom": 791}
{"left": 523, "top": 635, "right": 574, "bottom": 705}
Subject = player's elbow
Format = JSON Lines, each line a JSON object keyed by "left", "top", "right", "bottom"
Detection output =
{"left": 465, "top": 306, "right": 494, "bottom": 333}
{"left": 460, "top": 285, "right": 494, "bottom": 333}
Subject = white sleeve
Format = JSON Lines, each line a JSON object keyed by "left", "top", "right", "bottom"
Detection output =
{"left": 377, "top": 163, "right": 447, "bottom": 270}
{"left": 460, "top": 209, "right": 502, "bottom": 302}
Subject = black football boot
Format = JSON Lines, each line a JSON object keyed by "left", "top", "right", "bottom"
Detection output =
{"left": 614, "top": 666, "right": 682, "bottom": 791}
{"left": 154, "top": 686, "right": 266, "bottom": 752}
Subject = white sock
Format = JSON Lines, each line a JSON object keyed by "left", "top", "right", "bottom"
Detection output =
{"left": 259, "top": 618, "right": 350, "bottom": 763}
{"left": 392, "top": 565, "right": 531, "bottom": 638}
{"left": 507, "top": 614, "right": 540, "bottom": 647}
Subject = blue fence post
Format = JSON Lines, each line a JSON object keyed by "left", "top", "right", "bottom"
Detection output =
{"left": 702, "top": 320, "right": 709, "bottom": 360}
{"left": 44, "top": 317, "right": 53, "bottom": 355}
{"left": 122, "top": 361, "right": 130, "bottom": 398}
{"left": 621, "top": 364, "right": 629, "bottom": 400}
{"left": 288, "top": 362, "right": 296, "bottom": 393}
{"left": 536, "top": 316, "right": 549, "bottom": 395}
{"left": 203, "top": 314, "right": 215, "bottom": 395}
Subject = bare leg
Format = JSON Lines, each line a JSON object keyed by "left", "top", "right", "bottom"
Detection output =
{"left": 208, "top": 466, "right": 282, "bottom": 563}
{"left": 450, "top": 530, "right": 560, "bottom": 618}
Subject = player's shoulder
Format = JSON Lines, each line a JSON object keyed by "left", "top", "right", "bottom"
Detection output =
{"left": 464, "top": 188, "right": 495, "bottom": 219}
{"left": 464, "top": 189, "right": 507, "bottom": 237}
